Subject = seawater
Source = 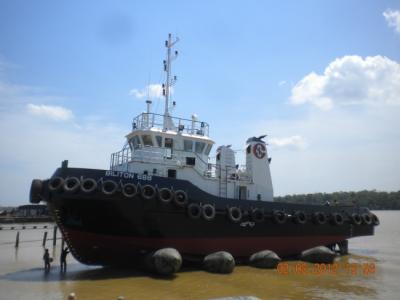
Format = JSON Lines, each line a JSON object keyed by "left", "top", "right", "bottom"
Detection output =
{"left": 0, "top": 211, "right": 399, "bottom": 300}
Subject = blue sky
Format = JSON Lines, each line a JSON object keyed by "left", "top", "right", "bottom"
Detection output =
{"left": 1, "top": 0, "right": 400, "bottom": 205}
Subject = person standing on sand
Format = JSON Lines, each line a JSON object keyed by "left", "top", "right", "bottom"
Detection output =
{"left": 60, "top": 247, "right": 70, "bottom": 272}
{"left": 43, "top": 248, "right": 51, "bottom": 272}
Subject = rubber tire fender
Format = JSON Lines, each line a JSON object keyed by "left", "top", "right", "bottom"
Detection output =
{"left": 187, "top": 203, "right": 202, "bottom": 219}
{"left": 173, "top": 190, "right": 188, "bottom": 207}
{"left": 141, "top": 185, "right": 156, "bottom": 200}
{"left": 122, "top": 183, "right": 137, "bottom": 198}
{"left": 81, "top": 178, "right": 97, "bottom": 194}
{"left": 227, "top": 207, "right": 242, "bottom": 223}
{"left": 202, "top": 204, "right": 216, "bottom": 221}
{"left": 64, "top": 177, "right": 80, "bottom": 193}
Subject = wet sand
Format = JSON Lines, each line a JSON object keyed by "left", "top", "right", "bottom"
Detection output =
{"left": 0, "top": 211, "right": 399, "bottom": 300}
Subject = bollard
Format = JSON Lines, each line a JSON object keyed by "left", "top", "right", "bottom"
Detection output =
{"left": 42, "top": 231, "right": 48, "bottom": 247}
{"left": 15, "top": 231, "right": 20, "bottom": 248}
{"left": 53, "top": 226, "right": 57, "bottom": 246}
{"left": 68, "top": 292, "right": 76, "bottom": 300}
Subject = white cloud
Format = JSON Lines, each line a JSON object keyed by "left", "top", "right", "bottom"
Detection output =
{"left": 278, "top": 80, "right": 287, "bottom": 87}
{"left": 269, "top": 135, "right": 307, "bottom": 150}
{"left": 27, "top": 104, "right": 74, "bottom": 121}
{"left": 129, "top": 83, "right": 171, "bottom": 100}
{"left": 290, "top": 55, "right": 400, "bottom": 110}
{"left": 383, "top": 9, "right": 400, "bottom": 33}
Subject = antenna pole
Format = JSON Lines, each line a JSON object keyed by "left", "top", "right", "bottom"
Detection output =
{"left": 163, "top": 33, "right": 179, "bottom": 128}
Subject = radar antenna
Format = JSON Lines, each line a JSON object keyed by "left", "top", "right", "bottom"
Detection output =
{"left": 162, "top": 33, "right": 179, "bottom": 129}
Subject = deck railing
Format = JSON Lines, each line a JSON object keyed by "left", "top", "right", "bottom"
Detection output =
{"left": 132, "top": 113, "right": 210, "bottom": 137}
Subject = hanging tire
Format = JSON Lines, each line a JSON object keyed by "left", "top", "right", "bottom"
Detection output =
{"left": 331, "top": 212, "right": 344, "bottom": 225}
{"left": 273, "top": 210, "right": 287, "bottom": 224}
{"left": 122, "top": 183, "right": 137, "bottom": 198}
{"left": 30, "top": 179, "right": 43, "bottom": 204}
{"left": 141, "top": 185, "right": 156, "bottom": 200}
{"left": 361, "top": 213, "right": 372, "bottom": 225}
{"left": 227, "top": 207, "right": 242, "bottom": 223}
{"left": 251, "top": 208, "right": 264, "bottom": 223}
{"left": 159, "top": 188, "right": 173, "bottom": 203}
{"left": 173, "top": 190, "right": 188, "bottom": 207}
{"left": 293, "top": 211, "right": 307, "bottom": 224}
{"left": 313, "top": 211, "right": 327, "bottom": 225}
{"left": 102, "top": 180, "right": 118, "bottom": 195}
{"left": 187, "top": 203, "right": 202, "bottom": 219}
{"left": 202, "top": 204, "right": 216, "bottom": 221}
{"left": 48, "top": 177, "right": 64, "bottom": 192}
{"left": 371, "top": 213, "right": 380, "bottom": 226}
{"left": 81, "top": 178, "right": 97, "bottom": 193}
{"left": 350, "top": 213, "right": 362, "bottom": 225}
{"left": 63, "top": 177, "right": 80, "bottom": 193}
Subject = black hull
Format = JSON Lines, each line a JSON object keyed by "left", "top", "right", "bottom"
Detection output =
{"left": 32, "top": 167, "right": 376, "bottom": 266}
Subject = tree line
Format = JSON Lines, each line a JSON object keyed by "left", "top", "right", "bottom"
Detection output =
{"left": 274, "top": 190, "right": 400, "bottom": 210}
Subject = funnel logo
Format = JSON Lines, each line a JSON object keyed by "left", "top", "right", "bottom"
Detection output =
{"left": 253, "top": 143, "right": 266, "bottom": 159}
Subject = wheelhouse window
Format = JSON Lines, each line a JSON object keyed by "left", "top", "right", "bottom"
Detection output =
{"left": 155, "top": 135, "right": 162, "bottom": 147}
{"left": 205, "top": 144, "right": 212, "bottom": 155}
{"left": 184, "top": 140, "right": 193, "bottom": 152}
{"left": 195, "top": 141, "right": 206, "bottom": 154}
{"left": 165, "top": 138, "right": 173, "bottom": 148}
{"left": 142, "top": 135, "right": 153, "bottom": 146}
{"left": 131, "top": 136, "right": 141, "bottom": 149}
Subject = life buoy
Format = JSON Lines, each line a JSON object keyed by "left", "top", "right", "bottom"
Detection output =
{"left": 80, "top": 178, "right": 97, "bottom": 193}
{"left": 371, "top": 214, "right": 380, "bottom": 226}
{"left": 361, "top": 213, "right": 372, "bottom": 225}
{"left": 331, "top": 212, "right": 344, "bottom": 225}
{"left": 122, "top": 183, "right": 137, "bottom": 198}
{"left": 293, "top": 211, "right": 307, "bottom": 224}
{"left": 187, "top": 203, "right": 202, "bottom": 219}
{"left": 102, "top": 180, "right": 118, "bottom": 195}
{"left": 227, "top": 207, "right": 242, "bottom": 223}
{"left": 313, "top": 211, "right": 327, "bottom": 225}
{"left": 141, "top": 185, "right": 156, "bottom": 200}
{"left": 202, "top": 204, "right": 216, "bottom": 221}
{"left": 251, "top": 208, "right": 264, "bottom": 223}
{"left": 350, "top": 213, "right": 362, "bottom": 225}
{"left": 48, "top": 177, "right": 64, "bottom": 192}
{"left": 273, "top": 210, "right": 287, "bottom": 224}
{"left": 158, "top": 188, "right": 173, "bottom": 203}
{"left": 173, "top": 190, "right": 188, "bottom": 207}
{"left": 63, "top": 177, "right": 80, "bottom": 193}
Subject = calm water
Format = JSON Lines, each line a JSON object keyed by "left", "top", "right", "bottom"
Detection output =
{"left": 0, "top": 211, "right": 399, "bottom": 300}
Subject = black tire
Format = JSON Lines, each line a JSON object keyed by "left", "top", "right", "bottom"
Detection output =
{"left": 293, "top": 211, "right": 307, "bottom": 224}
{"left": 251, "top": 208, "right": 264, "bottom": 223}
{"left": 122, "top": 183, "right": 137, "bottom": 198}
{"left": 371, "top": 214, "right": 380, "bottom": 226}
{"left": 313, "top": 211, "right": 327, "bottom": 225}
{"left": 158, "top": 188, "right": 173, "bottom": 203}
{"left": 350, "top": 213, "right": 362, "bottom": 225}
{"left": 362, "top": 213, "right": 372, "bottom": 225}
{"left": 273, "top": 210, "right": 287, "bottom": 224}
{"left": 187, "top": 203, "right": 202, "bottom": 219}
{"left": 141, "top": 185, "right": 156, "bottom": 200}
{"left": 331, "top": 212, "right": 344, "bottom": 225}
{"left": 173, "top": 190, "right": 188, "bottom": 207}
{"left": 227, "top": 207, "right": 242, "bottom": 223}
{"left": 102, "top": 180, "right": 118, "bottom": 195}
{"left": 30, "top": 179, "right": 43, "bottom": 204}
{"left": 48, "top": 177, "right": 64, "bottom": 192}
{"left": 64, "top": 177, "right": 80, "bottom": 193}
{"left": 202, "top": 204, "right": 216, "bottom": 221}
{"left": 81, "top": 178, "right": 97, "bottom": 193}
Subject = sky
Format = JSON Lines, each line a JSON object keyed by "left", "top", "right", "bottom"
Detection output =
{"left": 0, "top": 0, "right": 400, "bottom": 205}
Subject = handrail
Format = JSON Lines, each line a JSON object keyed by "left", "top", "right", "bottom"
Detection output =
{"left": 132, "top": 112, "right": 210, "bottom": 137}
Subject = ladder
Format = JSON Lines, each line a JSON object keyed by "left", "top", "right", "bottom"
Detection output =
{"left": 219, "top": 167, "right": 228, "bottom": 199}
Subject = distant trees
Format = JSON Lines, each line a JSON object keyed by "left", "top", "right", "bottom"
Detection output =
{"left": 274, "top": 190, "right": 400, "bottom": 210}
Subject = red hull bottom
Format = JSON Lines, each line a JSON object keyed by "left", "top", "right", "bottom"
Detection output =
{"left": 65, "top": 229, "right": 346, "bottom": 265}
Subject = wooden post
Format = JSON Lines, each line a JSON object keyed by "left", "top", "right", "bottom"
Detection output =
{"left": 15, "top": 231, "right": 20, "bottom": 248}
{"left": 42, "top": 231, "right": 48, "bottom": 247}
{"left": 53, "top": 226, "right": 57, "bottom": 246}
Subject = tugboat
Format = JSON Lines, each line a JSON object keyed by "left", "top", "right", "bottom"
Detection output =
{"left": 29, "top": 34, "right": 379, "bottom": 266}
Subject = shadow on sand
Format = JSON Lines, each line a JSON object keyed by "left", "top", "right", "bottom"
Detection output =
{"left": 0, "top": 263, "right": 184, "bottom": 282}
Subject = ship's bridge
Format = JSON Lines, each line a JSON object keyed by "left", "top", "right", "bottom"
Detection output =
{"left": 110, "top": 112, "right": 215, "bottom": 178}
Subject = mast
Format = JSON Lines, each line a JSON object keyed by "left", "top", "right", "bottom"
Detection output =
{"left": 162, "top": 33, "right": 179, "bottom": 130}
